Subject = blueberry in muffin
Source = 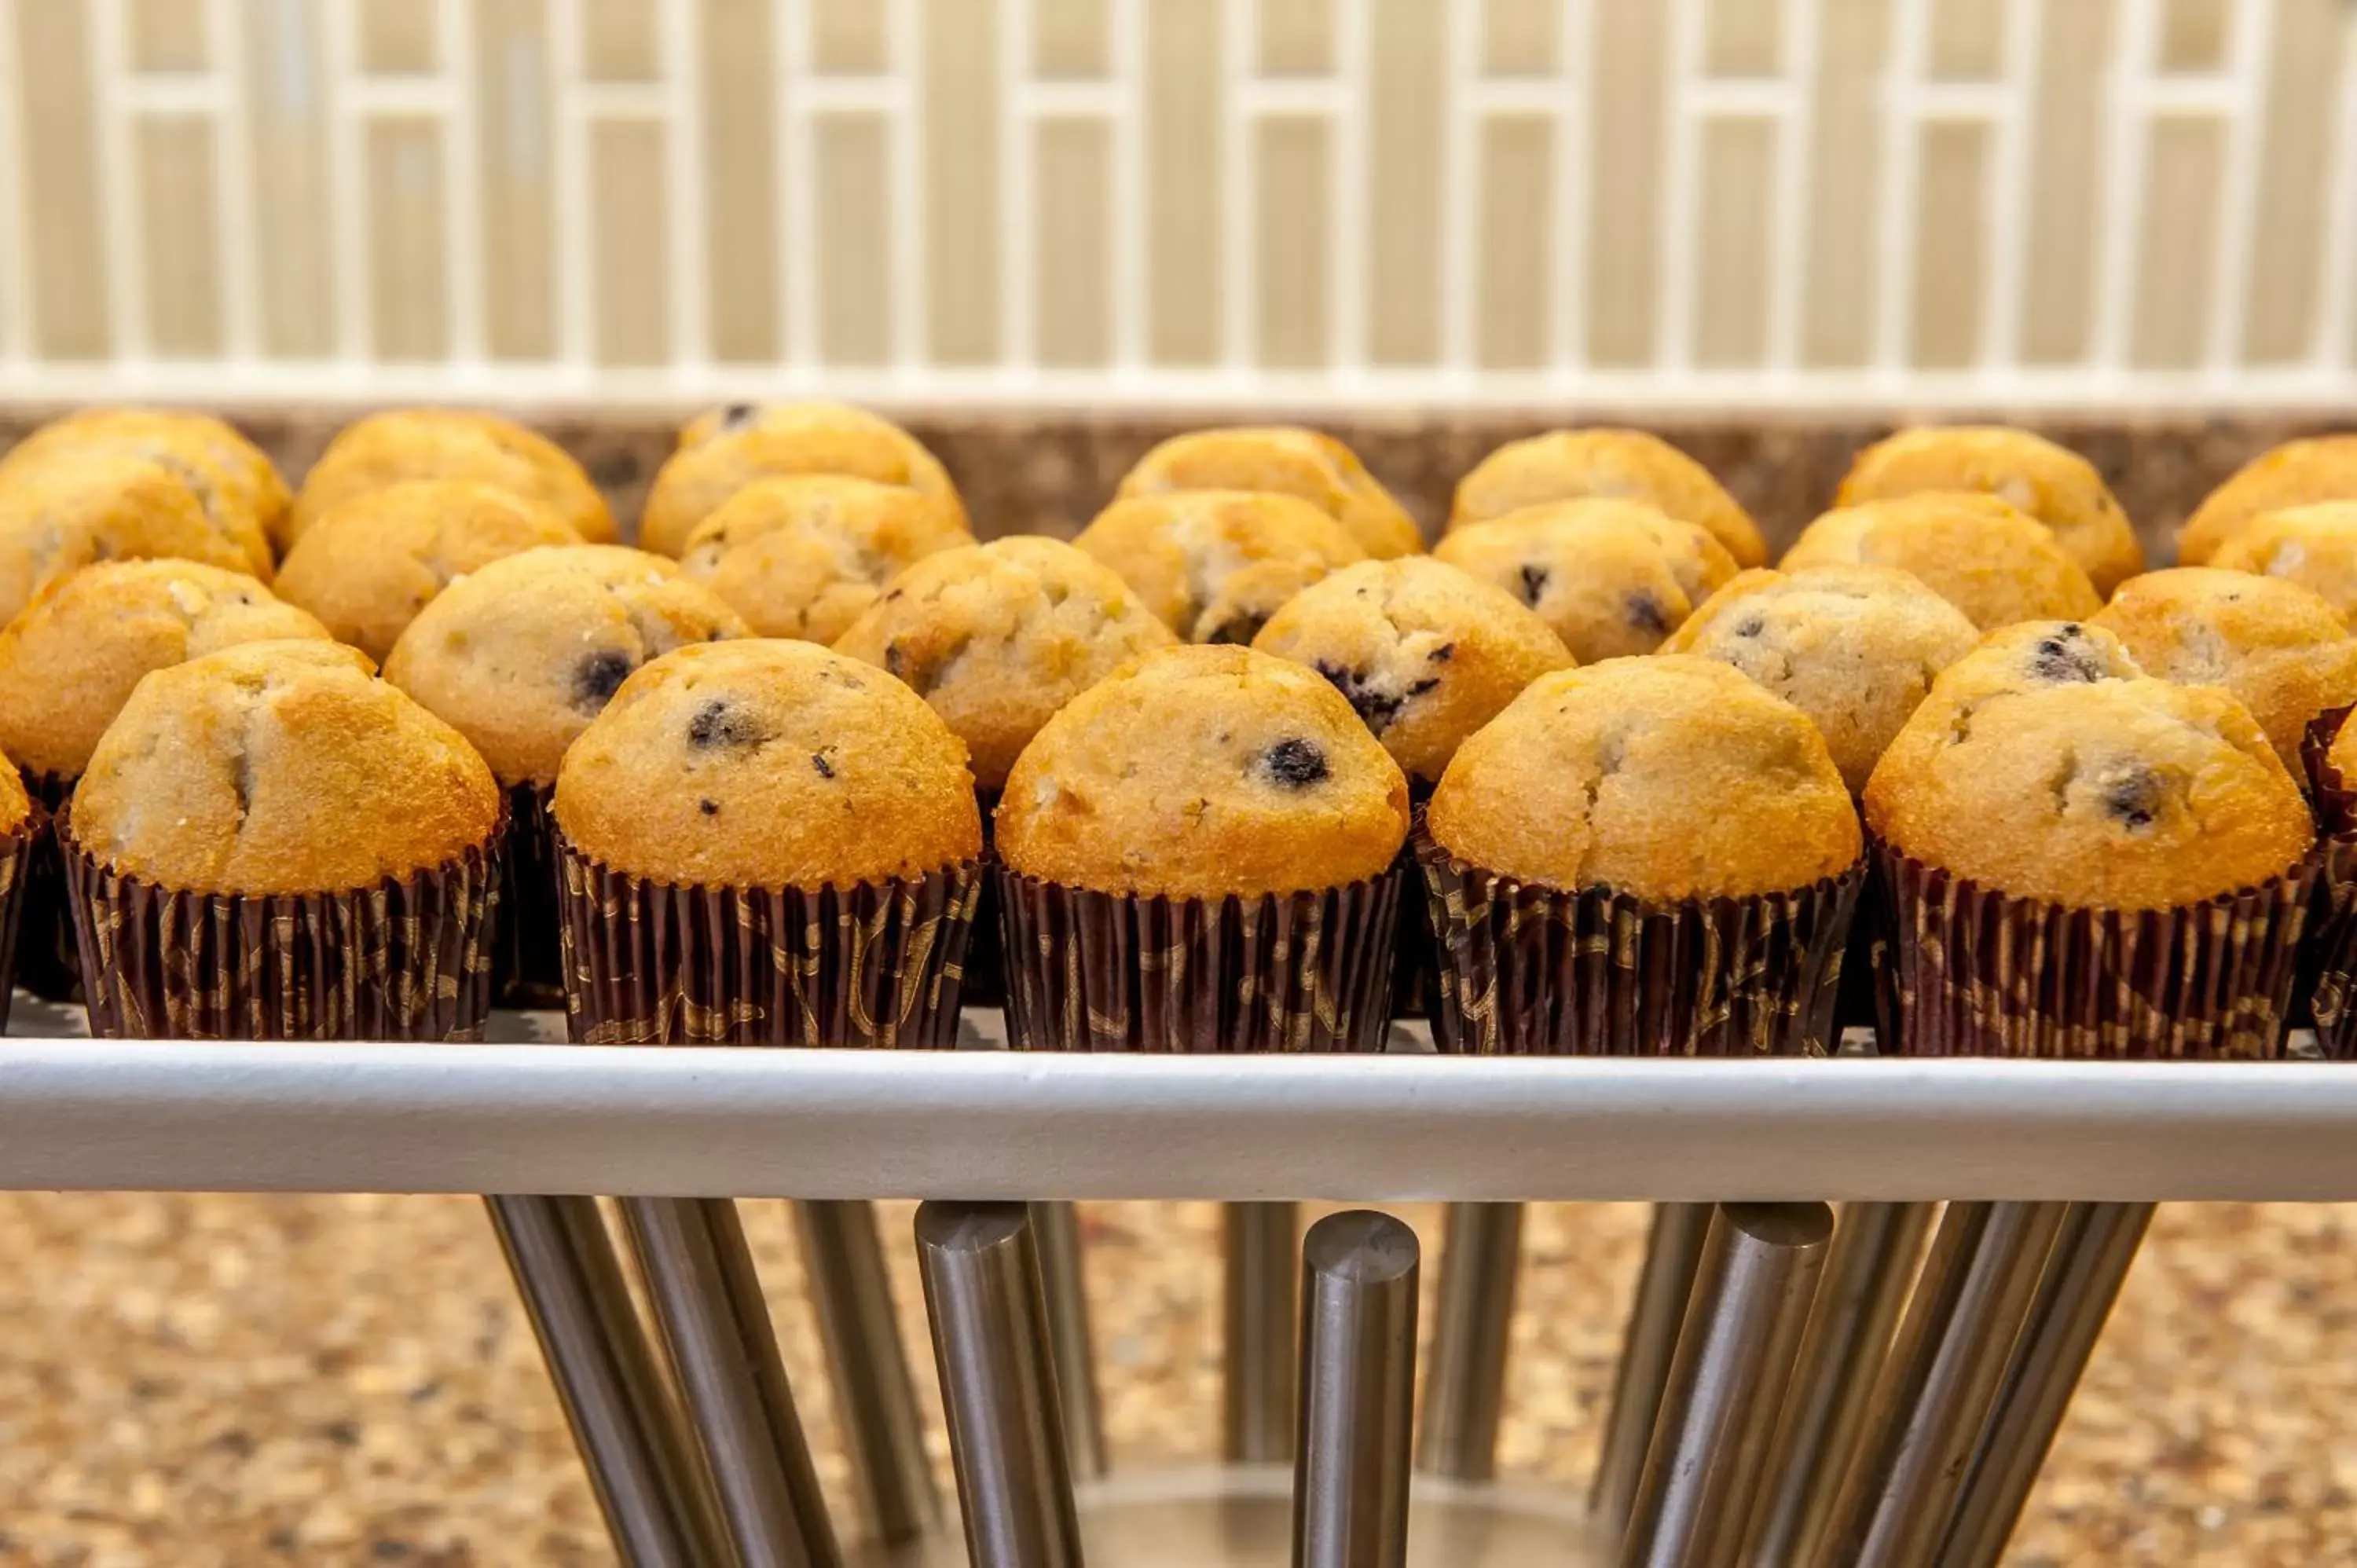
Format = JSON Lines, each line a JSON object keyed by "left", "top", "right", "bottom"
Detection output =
{"left": 1432, "top": 497, "right": 1737, "bottom": 663}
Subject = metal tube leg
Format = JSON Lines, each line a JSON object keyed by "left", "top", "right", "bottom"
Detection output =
{"left": 1618, "top": 1203, "right": 1833, "bottom": 1568}
{"left": 1416, "top": 1201, "right": 1523, "bottom": 1482}
{"left": 1737, "top": 1202, "right": 1935, "bottom": 1568}
{"left": 915, "top": 1200, "right": 1087, "bottom": 1568}
{"left": 1292, "top": 1210, "right": 1420, "bottom": 1568}
{"left": 1592, "top": 1203, "right": 1715, "bottom": 1530}
{"left": 1029, "top": 1200, "right": 1109, "bottom": 1482}
{"left": 1225, "top": 1200, "right": 1299, "bottom": 1462}
{"left": 1816, "top": 1200, "right": 2068, "bottom": 1568}
{"left": 623, "top": 1196, "right": 841, "bottom": 1568}
{"left": 1936, "top": 1202, "right": 2155, "bottom": 1568}
{"left": 794, "top": 1199, "right": 941, "bottom": 1545}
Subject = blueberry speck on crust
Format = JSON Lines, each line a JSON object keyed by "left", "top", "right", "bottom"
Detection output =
{"left": 1625, "top": 592, "right": 1670, "bottom": 635}
{"left": 1314, "top": 661, "right": 1407, "bottom": 733}
{"left": 719, "top": 402, "right": 758, "bottom": 431}
{"left": 698, "top": 798, "right": 720, "bottom": 815}
{"left": 1428, "top": 643, "right": 1455, "bottom": 663}
{"left": 1260, "top": 738, "right": 1330, "bottom": 788}
{"left": 687, "top": 699, "right": 766, "bottom": 749}
{"left": 2101, "top": 765, "right": 2165, "bottom": 831}
{"left": 1732, "top": 614, "right": 1765, "bottom": 638}
{"left": 812, "top": 750, "right": 836, "bottom": 779}
{"left": 2029, "top": 630, "right": 2104, "bottom": 685}
{"left": 571, "top": 651, "right": 635, "bottom": 710}
{"left": 1518, "top": 564, "right": 1550, "bottom": 606}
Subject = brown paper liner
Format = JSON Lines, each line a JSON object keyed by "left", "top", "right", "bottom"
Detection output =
{"left": 555, "top": 835, "right": 982, "bottom": 1047}
{"left": 16, "top": 768, "right": 81, "bottom": 1002}
{"left": 1416, "top": 827, "right": 1863, "bottom": 1057}
{"left": 997, "top": 865, "right": 1402, "bottom": 1053}
{"left": 2300, "top": 705, "right": 2357, "bottom": 1055}
{"left": 62, "top": 805, "right": 503, "bottom": 1042}
{"left": 962, "top": 787, "right": 1007, "bottom": 1010}
{"left": 496, "top": 782, "right": 566, "bottom": 1009}
{"left": 1390, "top": 789, "right": 1440, "bottom": 1020}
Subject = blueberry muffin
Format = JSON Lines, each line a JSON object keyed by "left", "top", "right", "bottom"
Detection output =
{"left": 0, "top": 752, "right": 40, "bottom": 1027}
{"left": 2209, "top": 502, "right": 2357, "bottom": 624}
{"left": 1834, "top": 426, "right": 2144, "bottom": 594}
{"left": 276, "top": 480, "right": 582, "bottom": 659}
{"left": 1780, "top": 493, "right": 2102, "bottom": 630}
{"left": 1072, "top": 490, "right": 1367, "bottom": 646}
{"left": 1431, "top": 498, "right": 1738, "bottom": 663}
{"left": 288, "top": 408, "right": 615, "bottom": 548}
{"left": 1449, "top": 427, "right": 1768, "bottom": 566}
{"left": 0, "top": 448, "right": 266, "bottom": 624}
{"left": 1114, "top": 427, "right": 1423, "bottom": 559}
{"left": 3, "top": 406, "right": 289, "bottom": 562}
{"left": 2179, "top": 434, "right": 2357, "bottom": 566}
{"left": 1660, "top": 565, "right": 1981, "bottom": 793}
{"left": 640, "top": 401, "right": 967, "bottom": 559}
{"left": 676, "top": 474, "right": 976, "bottom": 644}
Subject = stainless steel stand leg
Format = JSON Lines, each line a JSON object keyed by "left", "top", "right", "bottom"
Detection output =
{"left": 1591, "top": 1203, "right": 1714, "bottom": 1531}
{"left": 1030, "top": 1200, "right": 1109, "bottom": 1482}
{"left": 623, "top": 1196, "right": 841, "bottom": 1568}
{"left": 1292, "top": 1210, "right": 1420, "bottom": 1568}
{"left": 1618, "top": 1203, "right": 1832, "bottom": 1568}
{"left": 1737, "top": 1201, "right": 1935, "bottom": 1568}
{"left": 1417, "top": 1201, "right": 1523, "bottom": 1482}
{"left": 794, "top": 1199, "right": 941, "bottom": 1545}
{"left": 1224, "top": 1200, "right": 1299, "bottom": 1463}
{"left": 1816, "top": 1200, "right": 2067, "bottom": 1568}
{"left": 915, "top": 1200, "right": 1087, "bottom": 1568}
{"left": 1935, "top": 1201, "right": 2155, "bottom": 1568}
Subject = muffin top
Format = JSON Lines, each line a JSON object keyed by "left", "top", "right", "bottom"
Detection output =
{"left": 0, "top": 449, "right": 262, "bottom": 625}
{"left": 2179, "top": 434, "right": 2357, "bottom": 566}
{"left": 3, "top": 407, "right": 288, "bottom": 563}
{"left": 0, "top": 560, "right": 333, "bottom": 782}
{"left": 996, "top": 644, "right": 1409, "bottom": 898}
{"left": 0, "top": 754, "right": 31, "bottom": 837}
{"left": 2209, "top": 502, "right": 2357, "bottom": 625}
{"left": 1072, "top": 490, "right": 1368, "bottom": 645}
{"left": 1834, "top": 426, "right": 2143, "bottom": 594}
{"left": 274, "top": 480, "right": 583, "bottom": 660}
{"left": 2088, "top": 567, "right": 2357, "bottom": 775}
{"left": 1780, "top": 493, "right": 2102, "bottom": 630}
{"left": 1428, "top": 657, "right": 1859, "bottom": 900}
{"left": 1865, "top": 621, "right": 2313, "bottom": 908}
{"left": 288, "top": 408, "right": 615, "bottom": 547}
{"left": 1113, "top": 427, "right": 1422, "bottom": 559}
{"left": 385, "top": 545, "right": 750, "bottom": 788}
{"left": 1448, "top": 428, "right": 1767, "bottom": 566}
{"left": 831, "top": 536, "right": 1178, "bottom": 791}
{"left": 640, "top": 402, "right": 966, "bottom": 558}
{"left": 1251, "top": 558, "right": 1574, "bottom": 786}
{"left": 70, "top": 640, "right": 501, "bottom": 896}
{"left": 677, "top": 474, "right": 976, "bottom": 645}
{"left": 1431, "top": 498, "right": 1739, "bottom": 664}
{"left": 555, "top": 639, "right": 981, "bottom": 888}
{"left": 1661, "top": 564, "right": 1981, "bottom": 794}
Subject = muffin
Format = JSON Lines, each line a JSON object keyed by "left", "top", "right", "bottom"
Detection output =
{"left": 3, "top": 407, "right": 289, "bottom": 563}
{"left": 1449, "top": 428, "right": 1768, "bottom": 566}
{"left": 552, "top": 639, "right": 983, "bottom": 1046}
{"left": 640, "top": 401, "right": 966, "bottom": 559}
{"left": 288, "top": 408, "right": 615, "bottom": 548}
{"left": 0, "top": 449, "right": 266, "bottom": 624}
{"left": 2209, "top": 502, "right": 2357, "bottom": 624}
{"left": 2090, "top": 568, "right": 2357, "bottom": 775}
{"left": 1834, "top": 426, "right": 2144, "bottom": 594}
{"left": 995, "top": 644, "right": 1409, "bottom": 1051}
{"left": 386, "top": 545, "right": 750, "bottom": 1002}
{"left": 677, "top": 474, "right": 975, "bottom": 643}
{"left": 1780, "top": 493, "right": 2102, "bottom": 630}
{"left": 1420, "top": 656, "right": 1862, "bottom": 1054}
{"left": 65, "top": 640, "right": 504, "bottom": 1039}
{"left": 2179, "top": 434, "right": 2357, "bottom": 566}
{"left": 1072, "top": 490, "right": 1366, "bottom": 645}
{"left": 1113, "top": 427, "right": 1423, "bottom": 559}
{"left": 1431, "top": 498, "right": 1738, "bottom": 663}
{"left": 0, "top": 753, "right": 40, "bottom": 1030}
{"left": 275, "top": 480, "right": 583, "bottom": 659}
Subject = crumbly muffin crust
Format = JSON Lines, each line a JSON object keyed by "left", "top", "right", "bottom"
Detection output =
{"left": 2179, "top": 434, "right": 2357, "bottom": 566}
{"left": 640, "top": 402, "right": 966, "bottom": 558}
{"left": 1448, "top": 427, "right": 1768, "bottom": 566}
{"left": 0, "top": 449, "right": 262, "bottom": 625}
{"left": 2209, "top": 502, "right": 2357, "bottom": 625}
{"left": 1781, "top": 492, "right": 2102, "bottom": 630}
{"left": 1072, "top": 490, "right": 1367, "bottom": 646}
{"left": 1114, "top": 427, "right": 1423, "bottom": 559}
{"left": 1431, "top": 497, "right": 1737, "bottom": 663}
{"left": 3, "top": 407, "right": 288, "bottom": 564}
{"left": 288, "top": 408, "right": 615, "bottom": 546}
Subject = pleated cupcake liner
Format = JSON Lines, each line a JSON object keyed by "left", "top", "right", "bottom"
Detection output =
{"left": 554, "top": 833, "right": 982, "bottom": 1047}
{"left": 1391, "top": 789, "right": 1441, "bottom": 1021}
{"left": 1415, "top": 826, "right": 1863, "bottom": 1057}
{"left": 61, "top": 804, "right": 503, "bottom": 1042}
{"left": 997, "top": 864, "right": 1403, "bottom": 1053}
{"left": 496, "top": 781, "right": 566, "bottom": 1009}
{"left": 15, "top": 768, "right": 81, "bottom": 1003}
{"left": 2300, "top": 705, "right": 2357, "bottom": 1057}
{"left": 963, "top": 788, "right": 1007, "bottom": 1011}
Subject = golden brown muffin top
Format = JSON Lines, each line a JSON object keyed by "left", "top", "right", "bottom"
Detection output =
{"left": 1835, "top": 426, "right": 2144, "bottom": 595}
{"left": 996, "top": 644, "right": 1409, "bottom": 898}
{"left": 1448, "top": 427, "right": 1768, "bottom": 566}
{"left": 676, "top": 474, "right": 976, "bottom": 644}
{"left": 1114, "top": 427, "right": 1423, "bottom": 559}
{"left": 1252, "top": 557, "right": 1574, "bottom": 785}
{"left": 1072, "top": 490, "right": 1368, "bottom": 646}
{"left": 70, "top": 640, "right": 501, "bottom": 896}
{"left": 2209, "top": 502, "right": 2357, "bottom": 625}
{"left": 1661, "top": 564, "right": 1981, "bottom": 794}
{"left": 288, "top": 408, "right": 615, "bottom": 547}
{"left": 385, "top": 545, "right": 750, "bottom": 787}
{"left": 554, "top": 639, "right": 982, "bottom": 888}
{"left": 640, "top": 402, "right": 966, "bottom": 557}
{"left": 2, "top": 407, "right": 289, "bottom": 565}
{"left": 0, "top": 757, "right": 31, "bottom": 837}
{"left": 0, "top": 560, "right": 332, "bottom": 782}
{"left": 1781, "top": 492, "right": 2102, "bottom": 630}
{"left": 831, "top": 536, "right": 1177, "bottom": 790}
{"left": 1431, "top": 498, "right": 1738, "bottom": 664}
{"left": 1865, "top": 622, "right": 2313, "bottom": 909}
{"left": 274, "top": 480, "right": 583, "bottom": 660}
{"left": 2179, "top": 434, "right": 2357, "bottom": 566}
{"left": 0, "top": 449, "right": 262, "bottom": 626}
